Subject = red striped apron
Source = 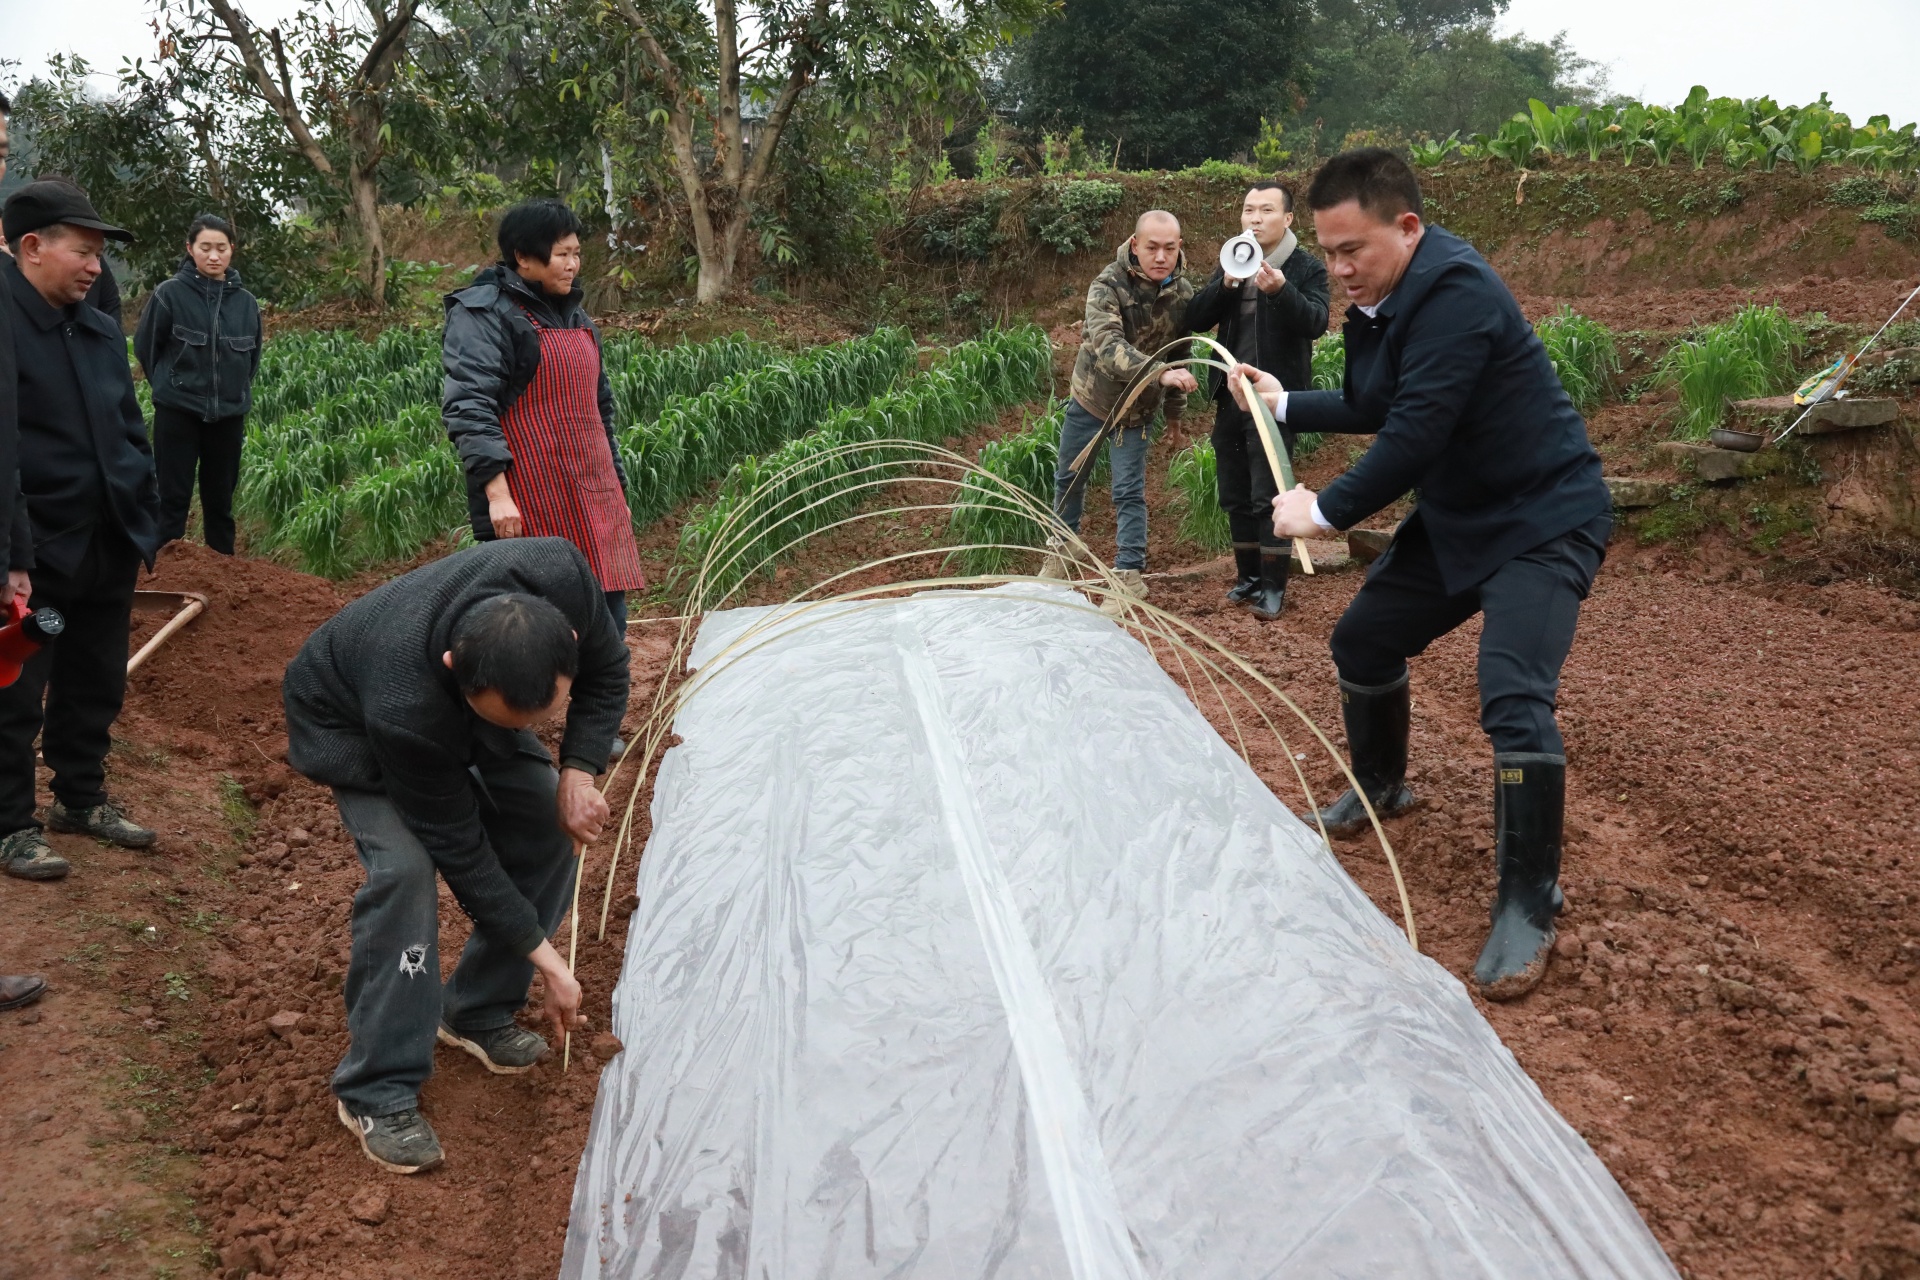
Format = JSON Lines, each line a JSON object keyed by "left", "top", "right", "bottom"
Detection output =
{"left": 501, "top": 314, "right": 647, "bottom": 592}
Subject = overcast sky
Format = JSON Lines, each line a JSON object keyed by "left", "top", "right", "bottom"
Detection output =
{"left": 8, "top": 0, "right": 1920, "bottom": 128}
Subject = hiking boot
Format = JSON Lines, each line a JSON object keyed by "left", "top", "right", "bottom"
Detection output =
{"left": 1, "top": 828, "right": 70, "bottom": 881}
{"left": 1473, "top": 755, "right": 1566, "bottom": 1002}
{"left": 1037, "top": 539, "right": 1073, "bottom": 581}
{"left": 0, "top": 974, "right": 48, "bottom": 1011}
{"left": 336, "top": 1099, "right": 445, "bottom": 1175}
{"left": 1312, "top": 674, "right": 1416, "bottom": 837}
{"left": 1225, "top": 543, "right": 1260, "bottom": 604}
{"left": 1098, "top": 568, "right": 1149, "bottom": 618}
{"left": 48, "top": 800, "right": 155, "bottom": 849}
{"left": 438, "top": 1022, "right": 551, "bottom": 1074}
{"left": 1249, "top": 547, "right": 1291, "bottom": 622}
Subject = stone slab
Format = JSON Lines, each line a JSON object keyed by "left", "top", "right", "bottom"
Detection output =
{"left": 1654, "top": 441, "right": 1779, "bottom": 483}
{"left": 1347, "top": 528, "right": 1394, "bottom": 565}
{"left": 1604, "top": 476, "right": 1668, "bottom": 509}
{"left": 1729, "top": 394, "right": 1900, "bottom": 434}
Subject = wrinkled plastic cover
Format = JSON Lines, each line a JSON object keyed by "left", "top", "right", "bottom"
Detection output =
{"left": 561, "top": 585, "right": 1677, "bottom": 1280}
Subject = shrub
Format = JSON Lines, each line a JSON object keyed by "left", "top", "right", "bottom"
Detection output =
{"left": 915, "top": 189, "right": 1011, "bottom": 261}
{"left": 1535, "top": 306, "right": 1620, "bottom": 411}
{"left": 1027, "top": 180, "right": 1125, "bottom": 255}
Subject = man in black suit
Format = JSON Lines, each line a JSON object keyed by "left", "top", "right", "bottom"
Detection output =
{"left": 1235, "top": 149, "right": 1612, "bottom": 1000}
{"left": 0, "top": 181, "right": 163, "bottom": 882}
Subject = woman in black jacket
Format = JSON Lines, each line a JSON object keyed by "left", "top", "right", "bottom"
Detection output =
{"left": 134, "top": 214, "right": 262, "bottom": 555}
{"left": 440, "top": 200, "right": 643, "bottom": 631}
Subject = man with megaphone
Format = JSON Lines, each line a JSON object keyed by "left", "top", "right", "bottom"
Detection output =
{"left": 1185, "top": 182, "right": 1330, "bottom": 620}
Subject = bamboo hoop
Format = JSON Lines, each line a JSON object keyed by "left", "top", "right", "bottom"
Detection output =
{"left": 591, "top": 439, "right": 1418, "bottom": 954}
{"left": 562, "top": 838, "right": 585, "bottom": 1072}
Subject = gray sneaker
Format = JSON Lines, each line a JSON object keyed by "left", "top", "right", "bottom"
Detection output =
{"left": 48, "top": 800, "right": 155, "bottom": 849}
{"left": 1, "top": 828, "right": 70, "bottom": 881}
{"left": 438, "top": 1022, "right": 551, "bottom": 1074}
{"left": 336, "top": 1099, "right": 445, "bottom": 1174}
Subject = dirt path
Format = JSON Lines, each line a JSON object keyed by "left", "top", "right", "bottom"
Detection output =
{"left": 4, "top": 458, "right": 1920, "bottom": 1279}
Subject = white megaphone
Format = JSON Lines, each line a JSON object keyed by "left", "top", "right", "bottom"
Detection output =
{"left": 1219, "top": 231, "right": 1265, "bottom": 280}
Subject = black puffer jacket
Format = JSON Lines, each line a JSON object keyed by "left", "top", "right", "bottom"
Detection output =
{"left": 283, "top": 538, "right": 630, "bottom": 956}
{"left": 1185, "top": 239, "right": 1331, "bottom": 402}
{"left": 441, "top": 266, "right": 624, "bottom": 535}
{"left": 134, "top": 260, "right": 263, "bottom": 420}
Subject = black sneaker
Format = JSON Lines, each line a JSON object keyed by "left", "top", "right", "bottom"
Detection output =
{"left": 1, "top": 828, "right": 70, "bottom": 881}
{"left": 335, "top": 1099, "right": 445, "bottom": 1174}
{"left": 48, "top": 800, "right": 155, "bottom": 849}
{"left": 437, "top": 1022, "right": 551, "bottom": 1074}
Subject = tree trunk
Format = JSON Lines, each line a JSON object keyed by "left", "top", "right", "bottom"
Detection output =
{"left": 349, "top": 160, "right": 387, "bottom": 305}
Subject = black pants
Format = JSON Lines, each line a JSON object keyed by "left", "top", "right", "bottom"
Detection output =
{"left": 605, "top": 590, "right": 627, "bottom": 633}
{"left": 0, "top": 527, "right": 142, "bottom": 833}
{"left": 153, "top": 404, "right": 245, "bottom": 555}
{"left": 1212, "top": 399, "right": 1294, "bottom": 551}
{"left": 331, "top": 734, "right": 575, "bottom": 1116}
{"left": 1330, "top": 513, "right": 1610, "bottom": 756}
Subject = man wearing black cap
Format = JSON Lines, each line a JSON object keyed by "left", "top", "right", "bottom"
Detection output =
{"left": 0, "top": 94, "right": 50, "bottom": 1009}
{"left": 0, "top": 179, "right": 163, "bottom": 881}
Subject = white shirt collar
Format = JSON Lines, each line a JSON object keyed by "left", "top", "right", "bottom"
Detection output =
{"left": 1356, "top": 293, "right": 1391, "bottom": 318}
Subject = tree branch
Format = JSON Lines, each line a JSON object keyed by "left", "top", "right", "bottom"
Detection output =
{"left": 204, "top": 0, "right": 335, "bottom": 176}
{"left": 737, "top": 0, "right": 831, "bottom": 209}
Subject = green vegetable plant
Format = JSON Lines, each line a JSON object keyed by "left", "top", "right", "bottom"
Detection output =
{"left": 1535, "top": 307, "right": 1620, "bottom": 411}
{"left": 946, "top": 400, "right": 1063, "bottom": 574}
{"left": 1168, "top": 440, "right": 1230, "bottom": 554}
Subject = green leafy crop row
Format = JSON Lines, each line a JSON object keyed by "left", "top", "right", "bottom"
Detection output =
{"left": 946, "top": 399, "right": 1063, "bottom": 575}
{"left": 1414, "top": 88, "right": 1919, "bottom": 176}
{"left": 679, "top": 325, "right": 1054, "bottom": 600}
{"left": 232, "top": 327, "right": 873, "bottom": 577}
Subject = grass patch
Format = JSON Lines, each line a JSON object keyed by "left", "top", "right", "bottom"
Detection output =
{"left": 216, "top": 776, "right": 255, "bottom": 845}
{"left": 1168, "top": 440, "right": 1230, "bottom": 554}
{"left": 1536, "top": 306, "right": 1620, "bottom": 411}
{"left": 1660, "top": 303, "right": 1805, "bottom": 438}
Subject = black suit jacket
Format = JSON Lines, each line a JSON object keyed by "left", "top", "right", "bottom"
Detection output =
{"left": 1184, "top": 241, "right": 1331, "bottom": 401}
{"left": 3, "top": 255, "right": 161, "bottom": 575}
{"left": 1287, "top": 225, "right": 1610, "bottom": 593}
{"left": 283, "top": 538, "right": 630, "bottom": 955}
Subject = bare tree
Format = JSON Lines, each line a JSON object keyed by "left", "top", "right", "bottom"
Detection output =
{"left": 198, "top": 0, "right": 421, "bottom": 303}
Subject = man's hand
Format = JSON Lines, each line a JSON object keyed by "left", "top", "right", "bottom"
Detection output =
{"left": 1226, "top": 363, "right": 1283, "bottom": 414}
{"left": 1159, "top": 367, "right": 1198, "bottom": 394}
{"left": 556, "top": 766, "right": 609, "bottom": 845}
{"left": 528, "top": 940, "right": 584, "bottom": 1044}
{"left": 1, "top": 571, "right": 28, "bottom": 607}
{"left": 1272, "top": 484, "right": 1327, "bottom": 539}
{"left": 484, "top": 473, "right": 523, "bottom": 538}
{"left": 1252, "top": 262, "right": 1286, "bottom": 295}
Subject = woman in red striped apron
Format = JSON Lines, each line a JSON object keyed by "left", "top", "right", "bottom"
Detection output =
{"left": 442, "top": 200, "right": 645, "bottom": 632}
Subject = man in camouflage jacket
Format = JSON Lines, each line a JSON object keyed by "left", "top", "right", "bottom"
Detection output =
{"left": 1048, "top": 210, "right": 1197, "bottom": 614}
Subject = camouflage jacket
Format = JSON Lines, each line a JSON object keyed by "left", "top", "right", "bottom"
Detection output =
{"left": 1069, "top": 239, "right": 1195, "bottom": 428}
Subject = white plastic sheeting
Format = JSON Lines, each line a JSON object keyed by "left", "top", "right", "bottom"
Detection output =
{"left": 561, "top": 585, "right": 1678, "bottom": 1280}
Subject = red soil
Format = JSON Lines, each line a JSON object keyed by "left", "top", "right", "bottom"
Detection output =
{"left": 4, "top": 348, "right": 1920, "bottom": 1279}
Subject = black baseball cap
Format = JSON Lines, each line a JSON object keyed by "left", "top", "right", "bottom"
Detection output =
{"left": 2, "top": 179, "right": 133, "bottom": 244}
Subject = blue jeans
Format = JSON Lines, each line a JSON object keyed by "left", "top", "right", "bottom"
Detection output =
{"left": 1052, "top": 399, "right": 1150, "bottom": 570}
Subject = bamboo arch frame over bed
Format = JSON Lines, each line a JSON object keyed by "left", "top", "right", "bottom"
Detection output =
{"left": 573, "top": 428, "right": 1418, "bottom": 964}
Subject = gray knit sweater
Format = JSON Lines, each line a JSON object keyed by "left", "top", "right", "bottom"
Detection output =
{"left": 283, "top": 538, "right": 630, "bottom": 954}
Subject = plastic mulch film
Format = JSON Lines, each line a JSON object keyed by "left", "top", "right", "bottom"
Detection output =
{"left": 561, "top": 585, "right": 1679, "bottom": 1280}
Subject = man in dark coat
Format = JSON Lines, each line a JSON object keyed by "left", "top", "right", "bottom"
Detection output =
{"left": 0, "top": 180, "right": 163, "bottom": 882}
{"left": 1184, "top": 181, "right": 1330, "bottom": 618}
{"left": 0, "top": 93, "right": 50, "bottom": 1012}
{"left": 284, "top": 537, "right": 629, "bottom": 1174}
{"left": 1235, "top": 149, "right": 1612, "bottom": 1001}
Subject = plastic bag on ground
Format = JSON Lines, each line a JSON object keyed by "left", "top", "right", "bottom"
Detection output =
{"left": 561, "top": 584, "right": 1678, "bottom": 1280}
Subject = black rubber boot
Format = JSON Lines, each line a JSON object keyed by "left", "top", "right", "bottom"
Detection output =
{"left": 1226, "top": 543, "right": 1260, "bottom": 604}
{"left": 1472, "top": 754, "right": 1565, "bottom": 1001}
{"left": 1249, "top": 546, "right": 1291, "bottom": 621}
{"left": 1313, "top": 674, "right": 1416, "bottom": 837}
